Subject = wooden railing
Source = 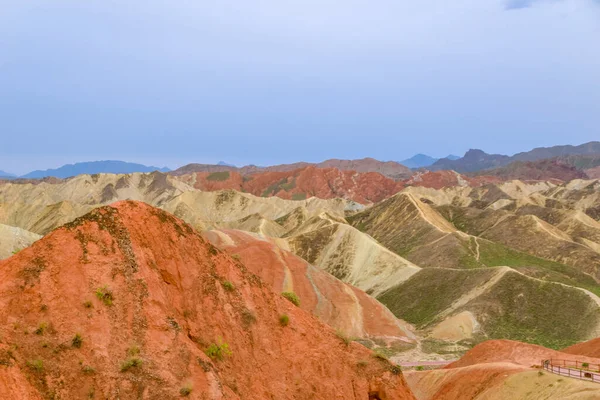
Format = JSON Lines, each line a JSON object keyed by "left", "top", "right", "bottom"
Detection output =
{"left": 542, "top": 359, "right": 600, "bottom": 383}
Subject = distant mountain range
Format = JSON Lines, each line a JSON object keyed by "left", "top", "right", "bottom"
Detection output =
{"left": 430, "top": 141, "right": 600, "bottom": 173}
{"left": 0, "top": 170, "right": 16, "bottom": 179}
{"left": 20, "top": 161, "right": 171, "bottom": 179}
{"left": 400, "top": 154, "right": 460, "bottom": 169}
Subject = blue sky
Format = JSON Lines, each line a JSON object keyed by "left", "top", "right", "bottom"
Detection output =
{"left": 1, "top": 0, "right": 599, "bottom": 174}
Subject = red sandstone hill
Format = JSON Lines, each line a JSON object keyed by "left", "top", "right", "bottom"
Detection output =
{"left": 202, "top": 228, "right": 416, "bottom": 344}
{"left": 0, "top": 201, "right": 415, "bottom": 399}
{"left": 172, "top": 158, "right": 413, "bottom": 180}
{"left": 178, "top": 166, "right": 405, "bottom": 204}
{"left": 176, "top": 167, "right": 508, "bottom": 204}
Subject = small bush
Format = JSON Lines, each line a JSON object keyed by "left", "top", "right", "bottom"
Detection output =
{"left": 416, "top": 365, "right": 424, "bottom": 371}
{"left": 40, "top": 304, "right": 48, "bottom": 312}
{"left": 34, "top": 322, "right": 48, "bottom": 335}
{"left": 335, "top": 330, "right": 352, "bottom": 346}
{"left": 390, "top": 364, "right": 402, "bottom": 375}
{"left": 373, "top": 350, "right": 388, "bottom": 361}
{"left": 83, "top": 300, "right": 93, "bottom": 309}
{"left": 538, "top": 370, "right": 544, "bottom": 377}
{"left": 120, "top": 357, "right": 143, "bottom": 372}
{"left": 27, "top": 359, "right": 44, "bottom": 372}
{"left": 282, "top": 292, "right": 300, "bottom": 307}
{"left": 279, "top": 314, "right": 290, "bottom": 327}
{"left": 222, "top": 281, "right": 235, "bottom": 292}
{"left": 583, "top": 362, "right": 590, "bottom": 368}
{"left": 72, "top": 333, "right": 83, "bottom": 348}
{"left": 95, "top": 286, "right": 114, "bottom": 306}
{"left": 357, "top": 360, "right": 368, "bottom": 368}
{"left": 179, "top": 385, "right": 192, "bottom": 396}
{"left": 205, "top": 339, "right": 232, "bottom": 361}
{"left": 230, "top": 254, "right": 242, "bottom": 261}
{"left": 82, "top": 365, "right": 95, "bottom": 374}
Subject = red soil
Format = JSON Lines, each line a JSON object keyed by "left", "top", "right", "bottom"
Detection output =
{"left": 0, "top": 201, "right": 415, "bottom": 399}
{"left": 183, "top": 166, "right": 405, "bottom": 204}
{"left": 447, "top": 340, "right": 600, "bottom": 369}
{"left": 202, "top": 229, "right": 415, "bottom": 342}
{"left": 563, "top": 338, "right": 600, "bottom": 358}
{"left": 406, "top": 340, "right": 600, "bottom": 400}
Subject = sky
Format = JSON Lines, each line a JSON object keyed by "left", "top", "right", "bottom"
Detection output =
{"left": 1, "top": 0, "right": 599, "bottom": 174}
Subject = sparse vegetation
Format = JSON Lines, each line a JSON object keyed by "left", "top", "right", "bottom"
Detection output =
{"left": 40, "top": 304, "right": 48, "bottom": 312}
{"left": 82, "top": 365, "right": 95, "bottom": 374}
{"left": 279, "top": 314, "right": 290, "bottom": 327}
{"left": 83, "top": 300, "right": 93, "bottom": 309}
{"left": 389, "top": 364, "right": 402, "bottom": 375}
{"left": 357, "top": 360, "right": 369, "bottom": 368}
{"left": 222, "top": 281, "right": 235, "bottom": 292}
{"left": 95, "top": 285, "right": 114, "bottom": 306}
{"left": 373, "top": 350, "right": 388, "bottom": 361}
{"left": 34, "top": 322, "right": 48, "bottom": 335}
{"left": 207, "top": 171, "right": 230, "bottom": 181}
{"left": 179, "top": 385, "right": 193, "bottom": 396}
{"left": 27, "top": 359, "right": 44, "bottom": 372}
{"left": 282, "top": 291, "right": 300, "bottom": 306}
{"left": 335, "top": 330, "right": 352, "bottom": 346}
{"left": 72, "top": 333, "right": 83, "bottom": 348}
{"left": 416, "top": 365, "right": 424, "bottom": 371}
{"left": 205, "top": 339, "right": 232, "bottom": 361}
{"left": 120, "top": 357, "right": 143, "bottom": 372}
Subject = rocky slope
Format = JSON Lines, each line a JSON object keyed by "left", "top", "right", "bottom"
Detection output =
{"left": 202, "top": 228, "right": 416, "bottom": 345}
{"left": 0, "top": 201, "right": 415, "bottom": 399}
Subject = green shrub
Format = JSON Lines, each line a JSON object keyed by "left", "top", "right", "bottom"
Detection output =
{"left": 335, "top": 330, "right": 352, "bottom": 346}
{"left": 583, "top": 362, "right": 590, "bottom": 368}
{"left": 120, "top": 357, "right": 143, "bottom": 372}
{"left": 72, "top": 333, "right": 83, "bottom": 348}
{"left": 34, "top": 322, "right": 48, "bottom": 335}
{"left": 179, "top": 385, "right": 192, "bottom": 396}
{"left": 390, "top": 364, "right": 402, "bottom": 375}
{"left": 27, "top": 359, "right": 44, "bottom": 372}
{"left": 415, "top": 365, "right": 424, "bottom": 371}
{"left": 279, "top": 314, "right": 290, "bottom": 327}
{"left": 95, "top": 286, "right": 114, "bottom": 306}
{"left": 282, "top": 292, "right": 300, "bottom": 306}
{"left": 373, "top": 350, "right": 388, "bottom": 361}
{"left": 82, "top": 365, "right": 95, "bottom": 374}
{"left": 205, "top": 339, "right": 232, "bottom": 361}
{"left": 222, "top": 281, "right": 235, "bottom": 292}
